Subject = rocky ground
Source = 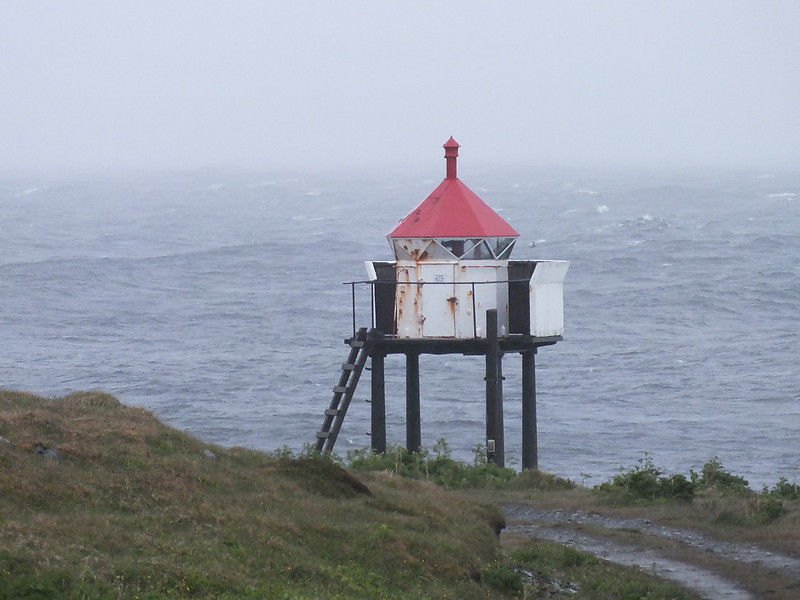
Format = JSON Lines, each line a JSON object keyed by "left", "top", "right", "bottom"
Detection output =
{"left": 502, "top": 504, "right": 800, "bottom": 600}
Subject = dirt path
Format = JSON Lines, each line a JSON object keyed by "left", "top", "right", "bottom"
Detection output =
{"left": 501, "top": 504, "right": 800, "bottom": 600}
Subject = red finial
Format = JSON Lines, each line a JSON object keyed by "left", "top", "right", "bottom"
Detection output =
{"left": 443, "top": 137, "right": 460, "bottom": 180}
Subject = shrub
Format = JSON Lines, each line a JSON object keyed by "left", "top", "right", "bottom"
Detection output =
{"left": 766, "top": 477, "right": 800, "bottom": 500}
{"left": 751, "top": 497, "right": 785, "bottom": 524}
{"left": 480, "top": 561, "right": 524, "bottom": 595}
{"left": 594, "top": 453, "right": 696, "bottom": 504}
{"left": 657, "top": 472, "right": 696, "bottom": 502}
{"left": 691, "top": 456, "right": 749, "bottom": 493}
{"left": 714, "top": 497, "right": 785, "bottom": 526}
{"left": 346, "top": 439, "right": 519, "bottom": 489}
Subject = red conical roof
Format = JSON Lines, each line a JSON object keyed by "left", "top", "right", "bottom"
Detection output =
{"left": 388, "top": 138, "right": 519, "bottom": 239}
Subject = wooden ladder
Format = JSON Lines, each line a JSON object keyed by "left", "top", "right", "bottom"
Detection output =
{"left": 315, "top": 327, "right": 373, "bottom": 454}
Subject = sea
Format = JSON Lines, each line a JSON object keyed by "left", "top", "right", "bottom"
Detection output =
{"left": 1, "top": 166, "right": 798, "bottom": 489}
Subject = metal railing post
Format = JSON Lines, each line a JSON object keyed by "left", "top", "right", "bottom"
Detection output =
{"left": 370, "top": 282, "right": 375, "bottom": 329}
{"left": 351, "top": 283, "right": 357, "bottom": 337}
{"left": 471, "top": 282, "right": 477, "bottom": 337}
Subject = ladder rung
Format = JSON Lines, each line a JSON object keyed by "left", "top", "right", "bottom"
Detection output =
{"left": 316, "top": 431, "right": 330, "bottom": 439}
{"left": 350, "top": 340, "right": 365, "bottom": 348}
{"left": 342, "top": 363, "right": 356, "bottom": 371}
{"left": 324, "top": 408, "right": 339, "bottom": 416}
{"left": 332, "top": 385, "right": 347, "bottom": 394}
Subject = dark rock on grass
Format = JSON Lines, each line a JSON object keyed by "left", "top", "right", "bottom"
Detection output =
{"left": 34, "top": 444, "right": 60, "bottom": 459}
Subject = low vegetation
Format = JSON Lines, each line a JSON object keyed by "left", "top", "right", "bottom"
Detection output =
{"left": 344, "top": 438, "right": 575, "bottom": 492}
{"left": 1, "top": 390, "right": 798, "bottom": 599}
{"left": 590, "top": 452, "right": 797, "bottom": 527}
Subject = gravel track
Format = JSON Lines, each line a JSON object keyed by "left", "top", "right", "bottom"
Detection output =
{"left": 502, "top": 504, "right": 800, "bottom": 600}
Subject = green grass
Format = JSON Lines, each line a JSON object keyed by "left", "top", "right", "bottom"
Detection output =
{"left": 508, "top": 541, "right": 702, "bottom": 600}
{"left": 2, "top": 390, "right": 796, "bottom": 599}
{"left": 0, "top": 391, "right": 501, "bottom": 599}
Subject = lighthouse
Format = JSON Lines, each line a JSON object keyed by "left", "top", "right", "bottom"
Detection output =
{"left": 316, "top": 138, "right": 568, "bottom": 468}
{"left": 370, "top": 137, "right": 568, "bottom": 339}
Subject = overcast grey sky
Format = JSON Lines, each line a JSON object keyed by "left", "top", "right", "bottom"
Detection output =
{"left": 2, "top": 2, "right": 799, "bottom": 172}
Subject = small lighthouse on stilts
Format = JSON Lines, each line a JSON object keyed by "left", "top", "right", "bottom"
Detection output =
{"left": 315, "top": 138, "right": 569, "bottom": 468}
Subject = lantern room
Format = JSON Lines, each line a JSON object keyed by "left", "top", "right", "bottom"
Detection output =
{"left": 366, "top": 137, "right": 568, "bottom": 340}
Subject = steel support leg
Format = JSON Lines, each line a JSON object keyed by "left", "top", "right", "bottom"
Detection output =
{"left": 406, "top": 353, "right": 421, "bottom": 453}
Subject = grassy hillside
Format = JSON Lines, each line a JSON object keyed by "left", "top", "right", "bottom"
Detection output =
{"left": 5, "top": 390, "right": 793, "bottom": 599}
{"left": 1, "top": 390, "right": 506, "bottom": 599}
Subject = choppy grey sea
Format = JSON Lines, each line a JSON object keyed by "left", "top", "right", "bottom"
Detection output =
{"left": 1, "top": 167, "right": 798, "bottom": 488}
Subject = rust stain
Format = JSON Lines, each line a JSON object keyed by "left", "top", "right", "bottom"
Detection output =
{"left": 447, "top": 296, "right": 458, "bottom": 315}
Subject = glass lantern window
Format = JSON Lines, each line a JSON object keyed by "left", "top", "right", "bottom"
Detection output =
{"left": 424, "top": 240, "right": 458, "bottom": 260}
{"left": 461, "top": 239, "right": 493, "bottom": 259}
{"left": 438, "top": 239, "right": 467, "bottom": 258}
{"left": 490, "top": 237, "right": 516, "bottom": 259}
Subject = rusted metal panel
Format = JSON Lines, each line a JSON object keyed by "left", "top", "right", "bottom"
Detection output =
{"left": 394, "top": 261, "right": 458, "bottom": 338}
{"left": 391, "top": 238, "right": 434, "bottom": 262}
{"left": 392, "top": 260, "right": 514, "bottom": 339}
{"left": 419, "top": 263, "right": 456, "bottom": 337}
{"left": 455, "top": 263, "right": 508, "bottom": 338}
{"left": 394, "top": 264, "right": 418, "bottom": 337}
